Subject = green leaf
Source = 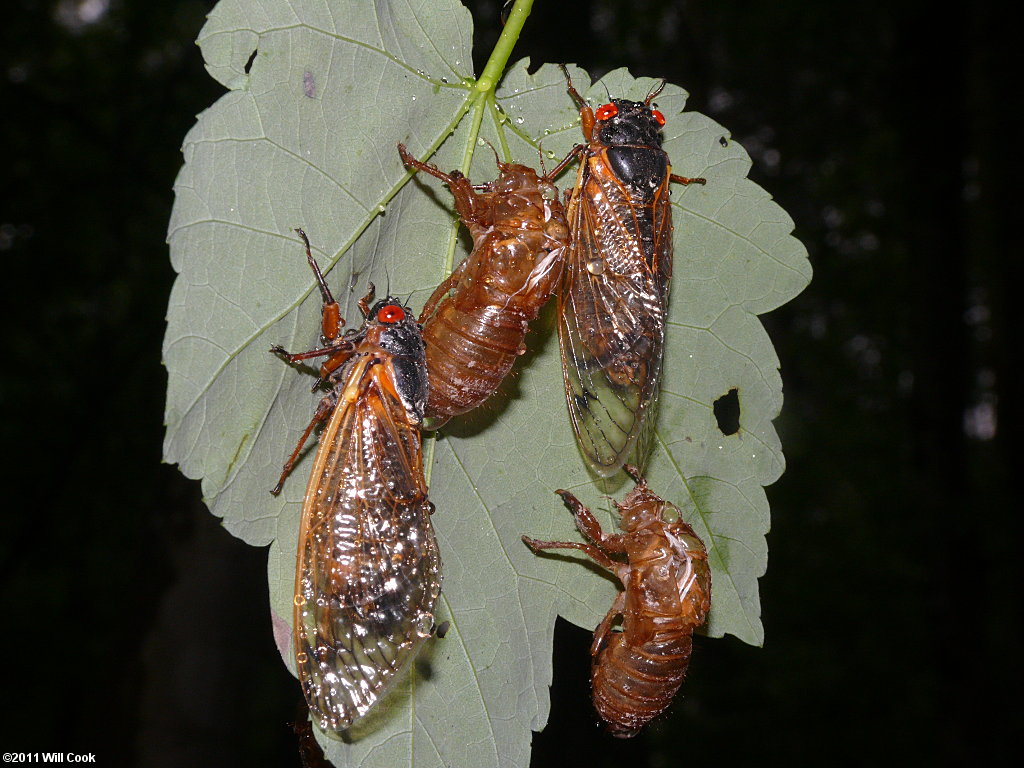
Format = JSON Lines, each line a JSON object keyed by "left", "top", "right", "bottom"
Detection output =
{"left": 164, "top": 0, "right": 810, "bottom": 764}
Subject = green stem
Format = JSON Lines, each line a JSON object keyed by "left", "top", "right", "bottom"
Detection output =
{"left": 458, "top": 93, "right": 488, "bottom": 176}
{"left": 487, "top": 97, "right": 513, "bottom": 162}
{"left": 476, "top": 0, "right": 535, "bottom": 96}
{"left": 459, "top": 0, "right": 533, "bottom": 172}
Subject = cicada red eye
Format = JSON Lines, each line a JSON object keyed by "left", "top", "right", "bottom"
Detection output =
{"left": 651, "top": 109, "right": 666, "bottom": 126}
{"left": 595, "top": 103, "right": 618, "bottom": 121}
{"left": 377, "top": 304, "right": 405, "bottom": 323}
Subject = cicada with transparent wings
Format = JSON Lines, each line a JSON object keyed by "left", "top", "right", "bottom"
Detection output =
{"left": 552, "top": 66, "right": 705, "bottom": 476}
{"left": 271, "top": 230, "right": 441, "bottom": 731}
{"left": 523, "top": 465, "right": 711, "bottom": 737}
{"left": 398, "top": 144, "right": 569, "bottom": 425}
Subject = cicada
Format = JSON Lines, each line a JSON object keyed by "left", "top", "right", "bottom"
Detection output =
{"left": 552, "top": 66, "right": 706, "bottom": 476}
{"left": 271, "top": 229, "right": 441, "bottom": 731}
{"left": 522, "top": 465, "right": 711, "bottom": 737}
{"left": 398, "top": 143, "right": 570, "bottom": 425}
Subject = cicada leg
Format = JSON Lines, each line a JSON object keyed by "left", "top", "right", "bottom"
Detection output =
{"left": 554, "top": 489, "right": 627, "bottom": 554}
{"left": 294, "top": 228, "right": 343, "bottom": 342}
{"left": 521, "top": 535, "right": 618, "bottom": 572}
{"left": 669, "top": 173, "right": 707, "bottom": 186}
{"left": 270, "top": 337, "right": 356, "bottom": 392}
{"left": 418, "top": 258, "right": 469, "bottom": 323}
{"left": 559, "top": 64, "right": 595, "bottom": 140}
{"left": 591, "top": 590, "right": 627, "bottom": 658}
{"left": 398, "top": 143, "right": 480, "bottom": 223}
{"left": 272, "top": 229, "right": 356, "bottom": 387}
{"left": 357, "top": 282, "right": 376, "bottom": 318}
{"left": 547, "top": 143, "right": 586, "bottom": 181}
{"left": 270, "top": 389, "right": 338, "bottom": 496}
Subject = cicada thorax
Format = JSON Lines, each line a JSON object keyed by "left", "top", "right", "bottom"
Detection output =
{"left": 555, "top": 70, "right": 703, "bottom": 477}
{"left": 398, "top": 144, "right": 569, "bottom": 423}
{"left": 522, "top": 465, "right": 710, "bottom": 737}
{"left": 272, "top": 231, "right": 441, "bottom": 732}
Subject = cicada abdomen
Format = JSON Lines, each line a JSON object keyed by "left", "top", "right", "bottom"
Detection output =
{"left": 552, "top": 66, "right": 706, "bottom": 476}
{"left": 398, "top": 144, "right": 570, "bottom": 425}
{"left": 271, "top": 230, "right": 441, "bottom": 731}
{"left": 522, "top": 465, "right": 711, "bottom": 737}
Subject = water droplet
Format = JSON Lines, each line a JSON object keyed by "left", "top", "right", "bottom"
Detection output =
{"left": 294, "top": 594, "right": 306, "bottom": 606}
{"left": 586, "top": 259, "right": 604, "bottom": 275}
{"left": 415, "top": 613, "right": 434, "bottom": 638}
{"left": 515, "top": 117, "right": 524, "bottom": 124}
{"left": 440, "top": 77, "right": 448, "bottom": 84}
{"left": 296, "top": 652, "right": 308, "bottom": 663}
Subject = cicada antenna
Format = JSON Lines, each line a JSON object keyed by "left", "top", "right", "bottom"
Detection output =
{"left": 645, "top": 79, "right": 667, "bottom": 105}
{"left": 477, "top": 135, "right": 504, "bottom": 170}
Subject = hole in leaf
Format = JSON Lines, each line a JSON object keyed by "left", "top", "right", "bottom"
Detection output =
{"left": 713, "top": 387, "right": 740, "bottom": 435}
{"left": 244, "top": 49, "right": 257, "bottom": 74}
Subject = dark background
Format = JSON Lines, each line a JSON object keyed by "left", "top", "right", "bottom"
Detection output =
{"left": 2, "top": 0, "right": 1019, "bottom": 765}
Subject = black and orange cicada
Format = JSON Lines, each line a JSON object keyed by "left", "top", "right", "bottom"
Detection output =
{"left": 523, "top": 465, "right": 711, "bottom": 737}
{"left": 270, "top": 229, "right": 441, "bottom": 731}
{"left": 397, "top": 143, "right": 569, "bottom": 425}
{"left": 551, "top": 66, "right": 706, "bottom": 476}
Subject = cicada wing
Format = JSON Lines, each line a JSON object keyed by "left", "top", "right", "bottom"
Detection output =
{"left": 294, "top": 373, "right": 441, "bottom": 731}
{"left": 558, "top": 175, "right": 667, "bottom": 477}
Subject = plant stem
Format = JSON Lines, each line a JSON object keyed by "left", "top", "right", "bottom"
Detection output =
{"left": 427, "top": 0, "right": 537, "bottom": 473}
{"left": 459, "top": 0, "right": 534, "bottom": 173}
{"left": 476, "top": 0, "right": 535, "bottom": 96}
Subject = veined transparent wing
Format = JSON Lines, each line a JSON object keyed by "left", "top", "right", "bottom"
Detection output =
{"left": 294, "top": 360, "right": 441, "bottom": 731}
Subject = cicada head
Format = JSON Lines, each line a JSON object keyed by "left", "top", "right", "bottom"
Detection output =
{"left": 367, "top": 297, "right": 428, "bottom": 423}
{"left": 612, "top": 466, "right": 689, "bottom": 535}
{"left": 592, "top": 98, "right": 666, "bottom": 148}
{"left": 611, "top": 476, "right": 663, "bottom": 532}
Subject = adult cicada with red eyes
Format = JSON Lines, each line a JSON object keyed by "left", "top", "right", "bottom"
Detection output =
{"left": 397, "top": 143, "right": 570, "bottom": 425}
{"left": 522, "top": 465, "right": 711, "bottom": 737}
{"left": 270, "top": 229, "right": 441, "bottom": 732}
{"left": 551, "top": 66, "right": 706, "bottom": 476}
